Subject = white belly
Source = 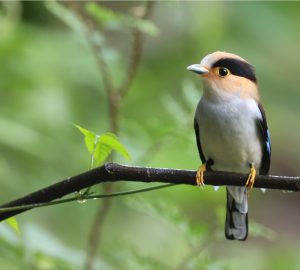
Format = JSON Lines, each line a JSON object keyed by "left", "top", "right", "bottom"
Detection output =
{"left": 195, "top": 96, "right": 263, "bottom": 173}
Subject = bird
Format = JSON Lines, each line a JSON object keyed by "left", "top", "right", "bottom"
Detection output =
{"left": 187, "top": 51, "right": 271, "bottom": 241}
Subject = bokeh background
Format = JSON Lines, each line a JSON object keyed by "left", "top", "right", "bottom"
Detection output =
{"left": 1, "top": 1, "right": 300, "bottom": 269}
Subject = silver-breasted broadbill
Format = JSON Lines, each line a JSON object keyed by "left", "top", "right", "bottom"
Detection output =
{"left": 187, "top": 51, "right": 271, "bottom": 240}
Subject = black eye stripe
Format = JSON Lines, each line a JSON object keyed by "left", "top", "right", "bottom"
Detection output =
{"left": 212, "top": 58, "right": 256, "bottom": 82}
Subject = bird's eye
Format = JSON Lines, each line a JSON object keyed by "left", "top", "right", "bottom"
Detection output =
{"left": 218, "top": 67, "right": 229, "bottom": 77}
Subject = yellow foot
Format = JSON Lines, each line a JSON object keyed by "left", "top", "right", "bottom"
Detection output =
{"left": 245, "top": 163, "right": 256, "bottom": 191}
{"left": 196, "top": 163, "right": 206, "bottom": 188}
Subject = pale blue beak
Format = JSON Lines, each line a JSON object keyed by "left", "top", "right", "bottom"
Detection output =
{"left": 187, "top": 64, "right": 209, "bottom": 75}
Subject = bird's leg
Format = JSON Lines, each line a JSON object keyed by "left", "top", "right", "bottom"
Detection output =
{"left": 245, "top": 163, "right": 256, "bottom": 191}
{"left": 196, "top": 163, "right": 206, "bottom": 187}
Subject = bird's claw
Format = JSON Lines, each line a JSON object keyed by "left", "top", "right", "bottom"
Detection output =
{"left": 196, "top": 163, "right": 206, "bottom": 188}
{"left": 246, "top": 163, "right": 256, "bottom": 191}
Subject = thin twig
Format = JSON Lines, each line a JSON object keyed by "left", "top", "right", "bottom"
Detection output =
{"left": 0, "top": 162, "right": 299, "bottom": 222}
{"left": 65, "top": 1, "right": 117, "bottom": 131}
{"left": 0, "top": 184, "right": 174, "bottom": 213}
{"left": 86, "top": 184, "right": 111, "bottom": 270}
{"left": 119, "top": 1, "right": 155, "bottom": 98}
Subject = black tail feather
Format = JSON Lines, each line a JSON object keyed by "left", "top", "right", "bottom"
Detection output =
{"left": 225, "top": 188, "right": 248, "bottom": 241}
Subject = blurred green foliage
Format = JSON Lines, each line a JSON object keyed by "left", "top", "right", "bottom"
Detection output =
{"left": 85, "top": 2, "right": 158, "bottom": 36}
{"left": 1, "top": 1, "right": 300, "bottom": 269}
{"left": 5, "top": 217, "right": 20, "bottom": 235}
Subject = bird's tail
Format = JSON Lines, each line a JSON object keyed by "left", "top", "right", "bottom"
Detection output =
{"left": 225, "top": 186, "right": 248, "bottom": 241}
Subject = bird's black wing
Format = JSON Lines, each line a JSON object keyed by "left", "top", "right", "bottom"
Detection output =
{"left": 194, "top": 118, "right": 206, "bottom": 164}
{"left": 256, "top": 102, "right": 271, "bottom": 175}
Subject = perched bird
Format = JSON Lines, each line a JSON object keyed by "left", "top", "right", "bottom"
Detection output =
{"left": 187, "top": 51, "right": 271, "bottom": 241}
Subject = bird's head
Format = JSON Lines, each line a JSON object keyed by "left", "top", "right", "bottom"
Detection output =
{"left": 187, "top": 51, "right": 259, "bottom": 101}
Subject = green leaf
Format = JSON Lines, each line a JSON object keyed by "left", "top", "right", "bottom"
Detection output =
{"left": 75, "top": 125, "right": 131, "bottom": 166}
{"left": 99, "top": 133, "right": 131, "bottom": 160}
{"left": 85, "top": 2, "right": 158, "bottom": 36}
{"left": 85, "top": 2, "right": 118, "bottom": 25}
{"left": 125, "top": 16, "right": 159, "bottom": 36}
{"left": 93, "top": 138, "right": 112, "bottom": 165}
{"left": 74, "top": 124, "right": 97, "bottom": 154}
{"left": 5, "top": 217, "right": 20, "bottom": 234}
{"left": 45, "top": 1, "right": 86, "bottom": 35}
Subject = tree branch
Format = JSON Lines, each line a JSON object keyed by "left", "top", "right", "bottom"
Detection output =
{"left": 0, "top": 162, "right": 299, "bottom": 222}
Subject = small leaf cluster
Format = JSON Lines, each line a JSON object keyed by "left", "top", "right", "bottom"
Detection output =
{"left": 75, "top": 124, "right": 131, "bottom": 166}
